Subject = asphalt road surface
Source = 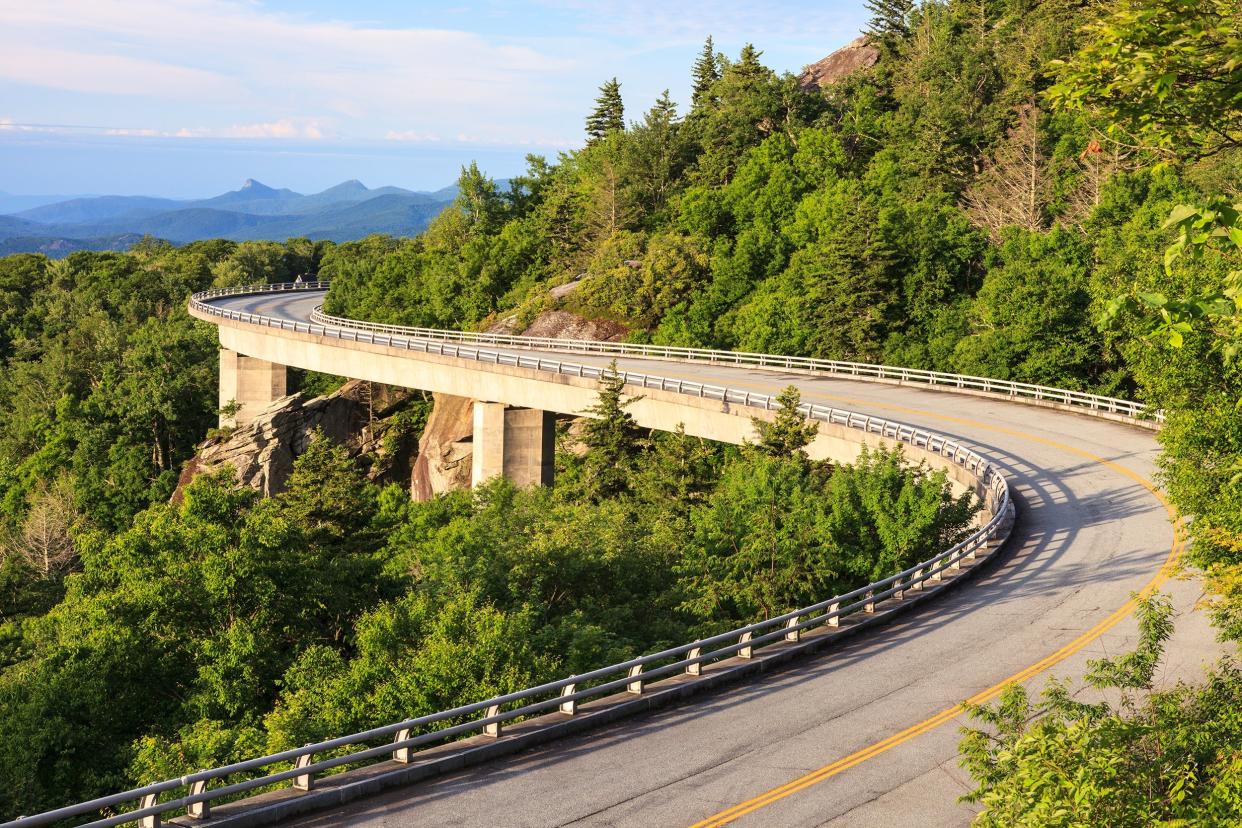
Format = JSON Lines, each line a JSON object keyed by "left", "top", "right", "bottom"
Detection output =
{"left": 205, "top": 290, "right": 1222, "bottom": 827}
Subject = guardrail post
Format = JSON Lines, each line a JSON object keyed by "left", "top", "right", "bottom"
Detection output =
{"left": 186, "top": 780, "right": 210, "bottom": 820}
{"left": 559, "top": 683, "right": 577, "bottom": 715}
{"left": 931, "top": 563, "right": 943, "bottom": 582}
{"left": 784, "top": 617, "right": 801, "bottom": 642}
{"left": 393, "top": 727, "right": 413, "bottom": 763}
{"left": 738, "top": 631, "right": 754, "bottom": 658}
{"left": 827, "top": 603, "right": 840, "bottom": 627}
{"left": 894, "top": 579, "right": 904, "bottom": 601}
{"left": 483, "top": 704, "right": 502, "bottom": 737}
{"left": 911, "top": 569, "right": 924, "bottom": 591}
{"left": 627, "top": 665, "right": 644, "bottom": 695}
{"left": 864, "top": 591, "right": 875, "bottom": 613}
{"left": 951, "top": 554, "right": 962, "bottom": 571}
{"left": 292, "top": 751, "right": 314, "bottom": 791}
{"left": 138, "top": 793, "right": 160, "bottom": 828}
{"left": 686, "top": 646, "right": 703, "bottom": 676}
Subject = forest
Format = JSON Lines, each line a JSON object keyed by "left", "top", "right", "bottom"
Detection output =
{"left": 0, "top": 0, "right": 1239, "bottom": 823}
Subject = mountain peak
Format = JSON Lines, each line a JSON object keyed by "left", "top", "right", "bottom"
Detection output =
{"left": 241, "top": 179, "right": 274, "bottom": 192}
{"left": 323, "top": 179, "right": 369, "bottom": 194}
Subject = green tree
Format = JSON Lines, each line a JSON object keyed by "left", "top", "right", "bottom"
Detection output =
{"left": 578, "top": 361, "right": 646, "bottom": 500}
{"left": 455, "top": 161, "right": 505, "bottom": 234}
{"left": 959, "top": 593, "right": 1242, "bottom": 826}
{"left": 751, "top": 386, "right": 819, "bottom": 459}
{"left": 864, "top": 0, "right": 913, "bottom": 47}
{"left": 677, "top": 451, "right": 834, "bottom": 625}
{"left": 586, "top": 78, "right": 625, "bottom": 143}
{"left": 1047, "top": 0, "right": 1242, "bottom": 160}
{"left": 690, "top": 36, "right": 721, "bottom": 110}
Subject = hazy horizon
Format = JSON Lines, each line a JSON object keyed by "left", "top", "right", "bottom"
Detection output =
{"left": 0, "top": 0, "right": 867, "bottom": 198}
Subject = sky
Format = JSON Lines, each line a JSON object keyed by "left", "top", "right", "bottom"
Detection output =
{"left": 0, "top": 0, "right": 869, "bottom": 197}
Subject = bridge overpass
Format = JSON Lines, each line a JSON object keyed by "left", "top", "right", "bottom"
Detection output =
{"left": 9, "top": 283, "right": 1218, "bottom": 828}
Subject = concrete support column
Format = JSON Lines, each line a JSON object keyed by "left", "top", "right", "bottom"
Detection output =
{"left": 219, "top": 348, "right": 287, "bottom": 428}
{"left": 471, "top": 402, "right": 555, "bottom": 489}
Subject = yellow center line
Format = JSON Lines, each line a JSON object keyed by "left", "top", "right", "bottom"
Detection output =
{"left": 631, "top": 369, "right": 1187, "bottom": 828}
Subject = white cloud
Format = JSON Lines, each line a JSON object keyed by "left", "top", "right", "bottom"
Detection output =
{"left": 386, "top": 130, "right": 442, "bottom": 143}
{"left": 175, "top": 119, "right": 327, "bottom": 140}
{"left": 0, "top": 0, "right": 581, "bottom": 145}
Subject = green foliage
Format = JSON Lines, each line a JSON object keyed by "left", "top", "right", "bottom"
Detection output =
{"left": 953, "top": 228, "right": 1101, "bottom": 388}
{"left": 577, "top": 361, "right": 647, "bottom": 501}
{"left": 960, "top": 594, "right": 1242, "bottom": 826}
{"left": 1048, "top": 0, "right": 1242, "bottom": 160}
{"left": 677, "top": 444, "right": 977, "bottom": 628}
{"left": 752, "top": 386, "right": 819, "bottom": 459}
{"left": 864, "top": 0, "right": 913, "bottom": 47}
{"left": 586, "top": 78, "right": 625, "bottom": 143}
{"left": 691, "top": 36, "right": 721, "bottom": 110}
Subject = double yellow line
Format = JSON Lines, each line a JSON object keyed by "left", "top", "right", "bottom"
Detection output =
{"left": 680, "top": 389, "right": 1184, "bottom": 827}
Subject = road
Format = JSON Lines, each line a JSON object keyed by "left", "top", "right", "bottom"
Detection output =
{"left": 203, "top": 290, "right": 1221, "bottom": 827}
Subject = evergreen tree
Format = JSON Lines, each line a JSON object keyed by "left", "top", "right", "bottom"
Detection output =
{"left": 864, "top": 0, "right": 913, "bottom": 45}
{"left": 579, "top": 360, "right": 646, "bottom": 500}
{"left": 585, "top": 78, "right": 625, "bottom": 143}
{"left": 646, "top": 89, "right": 679, "bottom": 127}
{"left": 635, "top": 424, "right": 716, "bottom": 509}
{"left": 734, "top": 44, "right": 766, "bottom": 79}
{"left": 691, "top": 36, "right": 721, "bottom": 109}
{"left": 752, "top": 386, "right": 819, "bottom": 459}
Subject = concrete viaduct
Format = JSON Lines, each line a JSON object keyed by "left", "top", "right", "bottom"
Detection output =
{"left": 7, "top": 282, "right": 1217, "bottom": 828}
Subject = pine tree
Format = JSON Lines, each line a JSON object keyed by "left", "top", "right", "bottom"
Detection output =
{"left": 637, "top": 424, "right": 716, "bottom": 509}
{"left": 646, "top": 89, "right": 678, "bottom": 128}
{"left": 734, "top": 44, "right": 765, "bottom": 79}
{"left": 864, "top": 0, "right": 913, "bottom": 43}
{"left": 752, "top": 386, "right": 819, "bottom": 459}
{"left": 585, "top": 78, "right": 625, "bottom": 143}
{"left": 628, "top": 90, "right": 686, "bottom": 219}
{"left": 580, "top": 360, "right": 646, "bottom": 500}
{"left": 691, "top": 36, "right": 721, "bottom": 109}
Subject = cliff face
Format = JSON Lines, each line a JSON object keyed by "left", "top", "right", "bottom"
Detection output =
{"left": 172, "top": 380, "right": 418, "bottom": 502}
{"left": 409, "top": 393, "right": 475, "bottom": 501}
{"left": 799, "top": 36, "right": 880, "bottom": 91}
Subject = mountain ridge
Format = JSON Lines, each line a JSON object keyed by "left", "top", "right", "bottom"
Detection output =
{"left": 0, "top": 178, "right": 469, "bottom": 254}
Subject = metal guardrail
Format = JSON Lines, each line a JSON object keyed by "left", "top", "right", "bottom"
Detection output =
{"left": 191, "top": 281, "right": 1158, "bottom": 422}
{"left": 8, "top": 282, "right": 1014, "bottom": 827}
{"left": 304, "top": 290, "right": 1157, "bottom": 424}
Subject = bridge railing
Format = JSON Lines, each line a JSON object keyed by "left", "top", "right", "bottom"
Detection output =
{"left": 9, "top": 285, "right": 1016, "bottom": 827}
{"left": 190, "top": 281, "right": 1158, "bottom": 423}
{"left": 308, "top": 302, "right": 1155, "bottom": 424}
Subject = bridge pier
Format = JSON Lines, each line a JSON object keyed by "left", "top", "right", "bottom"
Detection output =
{"left": 472, "top": 402, "right": 555, "bottom": 489}
{"left": 219, "top": 348, "right": 287, "bottom": 428}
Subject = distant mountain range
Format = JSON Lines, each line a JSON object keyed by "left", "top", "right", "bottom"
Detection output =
{"left": 0, "top": 179, "right": 467, "bottom": 256}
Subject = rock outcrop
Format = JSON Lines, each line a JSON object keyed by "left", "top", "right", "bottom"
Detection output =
{"left": 799, "top": 36, "right": 880, "bottom": 91}
{"left": 409, "top": 306, "right": 626, "bottom": 500}
{"left": 410, "top": 393, "right": 475, "bottom": 501}
{"left": 172, "top": 380, "right": 417, "bottom": 502}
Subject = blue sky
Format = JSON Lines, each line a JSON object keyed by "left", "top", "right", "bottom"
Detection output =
{"left": 0, "top": 1, "right": 868, "bottom": 197}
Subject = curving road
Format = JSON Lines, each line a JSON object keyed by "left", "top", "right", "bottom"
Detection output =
{"left": 200, "top": 290, "right": 1220, "bottom": 827}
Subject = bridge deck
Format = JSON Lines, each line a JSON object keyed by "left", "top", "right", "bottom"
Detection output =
{"left": 200, "top": 290, "right": 1219, "bottom": 828}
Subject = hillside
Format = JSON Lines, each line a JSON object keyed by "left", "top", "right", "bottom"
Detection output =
{"left": 0, "top": 0, "right": 1239, "bottom": 822}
